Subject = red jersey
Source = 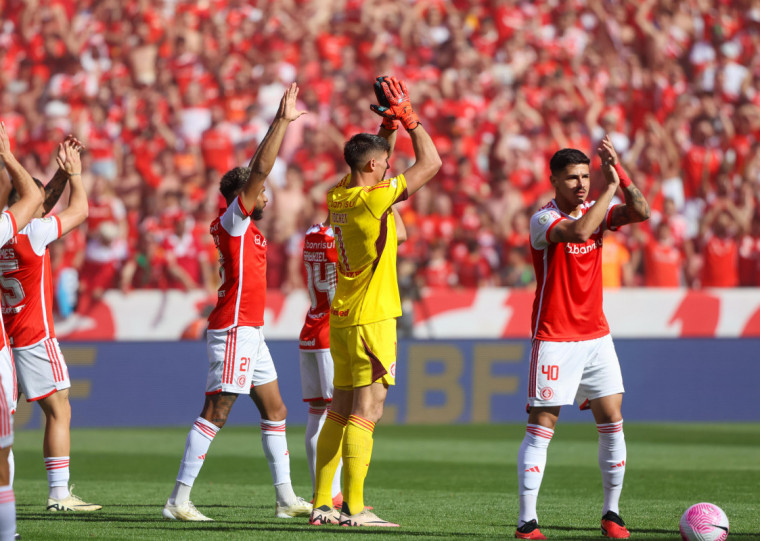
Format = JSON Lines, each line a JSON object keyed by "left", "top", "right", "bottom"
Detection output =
{"left": 701, "top": 234, "right": 738, "bottom": 288}
{"left": 0, "top": 211, "right": 18, "bottom": 349}
{"left": 299, "top": 224, "right": 337, "bottom": 350}
{"left": 529, "top": 200, "right": 617, "bottom": 341}
{"left": 0, "top": 214, "right": 56, "bottom": 347}
{"left": 643, "top": 238, "right": 682, "bottom": 287}
{"left": 207, "top": 197, "right": 267, "bottom": 331}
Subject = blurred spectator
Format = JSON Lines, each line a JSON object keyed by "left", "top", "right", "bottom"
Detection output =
{"left": 643, "top": 221, "right": 684, "bottom": 287}
{"left": 2, "top": 0, "right": 760, "bottom": 304}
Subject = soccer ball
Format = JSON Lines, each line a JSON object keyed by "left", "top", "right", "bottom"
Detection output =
{"left": 680, "top": 503, "right": 729, "bottom": 541}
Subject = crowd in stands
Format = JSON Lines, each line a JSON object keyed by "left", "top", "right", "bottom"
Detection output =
{"left": 2, "top": 0, "right": 760, "bottom": 318}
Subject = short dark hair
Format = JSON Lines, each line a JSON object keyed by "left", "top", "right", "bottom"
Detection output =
{"left": 219, "top": 167, "right": 250, "bottom": 205}
{"left": 343, "top": 133, "right": 390, "bottom": 171}
{"left": 549, "top": 148, "right": 590, "bottom": 175}
{"left": 8, "top": 177, "right": 45, "bottom": 206}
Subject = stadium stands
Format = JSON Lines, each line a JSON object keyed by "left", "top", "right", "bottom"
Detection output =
{"left": 2, "top": 0, "right": 760, "bottom": 321}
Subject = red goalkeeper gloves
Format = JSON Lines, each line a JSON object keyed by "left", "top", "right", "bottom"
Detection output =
{"left": 372, "top": 76, "right": 398, "bottom": 131}
{"left": 370, "top": 75, "right": 421, "bottom": 131}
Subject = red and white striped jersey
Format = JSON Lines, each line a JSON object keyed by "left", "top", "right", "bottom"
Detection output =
{"left": 299, "top": 224, "right": 337, "bottom": 350}
{"left": 207, "top": 197, "right": 267, "bottom": 331}
{"left": 0, "top": 212, "right": 44, "bottom": 347}
{"left": 529, "top": 199, "right": 617, "bottom": 341}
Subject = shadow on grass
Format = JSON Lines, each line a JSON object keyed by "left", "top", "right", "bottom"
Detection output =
{"left": 17, "top": 512, "right": 497, "bottom": 537}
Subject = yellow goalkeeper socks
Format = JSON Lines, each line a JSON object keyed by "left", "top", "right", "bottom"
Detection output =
{"left": 342, "top": 415, "right": 375, "bottom": 515}
{"left": 313, "top": 410, "right": 347, "bottom": 509}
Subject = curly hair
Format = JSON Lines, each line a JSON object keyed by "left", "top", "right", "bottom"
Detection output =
{"left": 219, "top": 167, "right": 251, "bottom": 205}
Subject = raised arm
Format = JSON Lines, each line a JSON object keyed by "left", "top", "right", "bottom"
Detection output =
{"left": 0, "top": 122, "right": 44, "bottom": 230}
{"left": 604, "top": 136, "right": 651, "bottom": 229}
{"left": 54, "top": 139, "right": 89, "bottom": 236}
{"left": 549, "top": 137, "right": 621, "bottom": 243}
{"left": 43, "top": 134, "right": 85, "bottom": 215}
{"left": 370, "top": 76, "right": 441, "bottom": 195}
{"left": 238, "top": 82, "right": 306, "bottom": 212}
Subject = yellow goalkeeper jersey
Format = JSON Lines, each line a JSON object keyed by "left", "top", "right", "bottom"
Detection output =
{"left": 327, "top": 173, "right": 409, "bottom": 328}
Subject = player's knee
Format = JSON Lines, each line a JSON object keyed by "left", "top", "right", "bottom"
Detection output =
{"left": 267, "top": 402, "right": 287, "bottom": 422}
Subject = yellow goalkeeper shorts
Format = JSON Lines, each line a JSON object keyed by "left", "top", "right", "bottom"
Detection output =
{"left": 330, "top": 319, "right": 397, "bottom": 390}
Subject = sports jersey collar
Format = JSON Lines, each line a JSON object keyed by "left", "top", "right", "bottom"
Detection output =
{"left": 551, "top": 199, "right": 587, "bottom": 219}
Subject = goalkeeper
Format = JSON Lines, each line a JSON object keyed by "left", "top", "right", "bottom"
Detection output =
{"left": 308, "top": 76, "right": 441, "bottom": 528}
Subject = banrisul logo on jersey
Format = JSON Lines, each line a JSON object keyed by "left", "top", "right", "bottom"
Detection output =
{"left": 566, "top": 237, "right": 603, "bottom": 256}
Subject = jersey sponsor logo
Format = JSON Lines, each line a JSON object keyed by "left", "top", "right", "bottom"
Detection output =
{"left": 0, "top": 248, "right": 15, "bottom": 258}
{"left": 330, "top": 307, "right": 350, "bottom": 317}
{"left": 253, "top": 234, "right": 267, "bottom": 247}
{"left": 299, "top": 338, "right": 316, "bottom": 347}
{"left": 566, "top": 238, "right": 602, "bottom": 255}
{"left": 332, "top": 213, "right": 347, "bottom": 224}
{"left": 40, "top": 217, "right": 53, "bottom": 223}
{"left": 331, "top": 199, "right": 356, "bottom": 209}
{"left": 304, "top": 240, "right": 335, "bottom": 250}
{"left": 540, "top": 387, "right": 554, "bottom": 400}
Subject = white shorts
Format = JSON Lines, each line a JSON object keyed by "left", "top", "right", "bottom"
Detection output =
{"left": 0, "top": 346, "right": 16, "bottom": 415}
{"left": 14, "top": 338, "right": 71, "bottom": 402}
{"left": 206, "top": 326, "right": 278, "bottom": 395}
{"left": 299, "top": 349, "right": 334, "bottom": 403}
{"left": 0, "top": 347, "right": 14, "bottom": 448}
{"left": 527, "top": 334, "right": 624, "bottom": 408}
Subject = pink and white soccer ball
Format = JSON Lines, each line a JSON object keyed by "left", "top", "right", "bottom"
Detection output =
{"left": 680, "top": 503, "right": 729, "bottom": 541}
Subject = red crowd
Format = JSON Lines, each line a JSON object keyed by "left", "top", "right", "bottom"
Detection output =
{"left": 2, "top": 0, "right": 760, "bottom": 318}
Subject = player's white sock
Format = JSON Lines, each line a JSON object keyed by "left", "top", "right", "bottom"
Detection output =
{"left": 0, "top": 486, "right": 15, "bottom": 540}
{"left": 597, "top": 421, "right": 626, "bottom": 515}
{"left": 305, "top": 405, "right": 326, "bottom": 492}
{"left": 171, "top": 417, "right": 219, "bottom": 504}
{"left": 45, "top": 456, "right": 71, "bottom": 499}
{"left": 517, "top": 424, "right": 554, "bottom": 526}
{"left": 7, "top": 451, "right": 12, "bottom": 487}
{"left": 261, "top": 419, "right": 296, "bottom": 504}
{"left": 332, "top": 458, "right": 343, "bottom": 499}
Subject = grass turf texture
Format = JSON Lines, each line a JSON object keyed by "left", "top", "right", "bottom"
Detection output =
{"left": 11, "top": 423, "right": 759, "bottom": 540}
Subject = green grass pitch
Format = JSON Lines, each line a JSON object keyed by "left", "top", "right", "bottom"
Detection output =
{"left": 10, "top": 423, "right": 760, "bottom": 540}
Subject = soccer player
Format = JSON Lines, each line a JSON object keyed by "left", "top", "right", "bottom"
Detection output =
{"left": 515, "top": 136, "right": 650, "bottom": 540}
{"left": 0, "top": 121, "right": 46, "bottom": 538}
{"left": 298, "top": 219, "right": 343, "bottom": 506}
{"left": 0, "top": 137, "right": 100, "bottom": 513}
{"left": 163, "top": 83, "right": 312, "bottom": 522}
{"left": 300, "top": 209, "right": 407, "bottom": 510}
{"left": 309, "top": 76, "right": 441, "bottom": 527}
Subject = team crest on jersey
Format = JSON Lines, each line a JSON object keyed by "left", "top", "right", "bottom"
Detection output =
{"left": 390, "top": 178, "right": 397, "bottom": 188}
{"left": 40, "top": 217, "right": 53, "bottom": 223}
{"left": 237, "top": 375, "right": 246, "bottom": 388}
{"left": 538, "top": 213, "right": 551, "bottom": 225}
{"left": 389, "top": 362, "right": 396, "bottom": 377}
{"left": 540, "top": 387, "right": 554, "bottom": 400}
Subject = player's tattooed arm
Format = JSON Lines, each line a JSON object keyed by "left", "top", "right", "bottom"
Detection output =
{"left": 42, "top": 168, "right": 69, "bottom": 216}
{"left": 609, "top": 183, "right": 651, "bottom": 228}
{"left": 44, "top": 135, "right": 85, "bottom": 216}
